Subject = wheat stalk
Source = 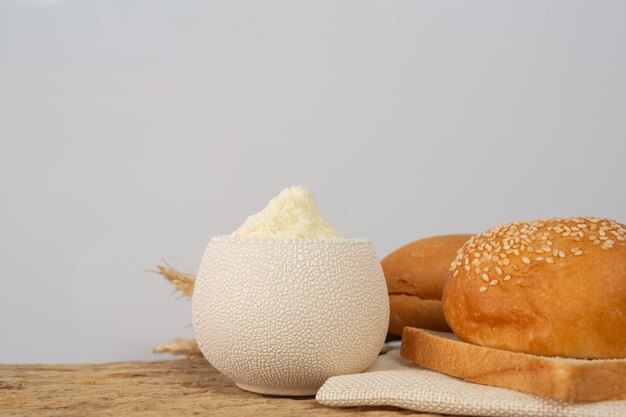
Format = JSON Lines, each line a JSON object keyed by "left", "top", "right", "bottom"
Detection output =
{"left": 153, "top": 338, "right": 203, "bottom": 358}
{"left": 150, "top": 261, "right": 199, "bottom": 357}
{"left": 149, "top": 261, "right": 196, "bottom": 298}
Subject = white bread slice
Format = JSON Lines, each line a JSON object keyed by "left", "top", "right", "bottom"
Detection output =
{"left": 401, "top": 327, "right": 626, "bottom": 402}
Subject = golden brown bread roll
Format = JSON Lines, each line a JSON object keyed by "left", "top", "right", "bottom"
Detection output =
{"left": 382, "top": 234, "right": 472, "bottom": 336}
{"left": 444, "top": 216, "right": 626, "bottom": 359}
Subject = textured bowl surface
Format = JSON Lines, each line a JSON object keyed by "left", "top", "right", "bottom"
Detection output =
{"left": 192, "top": 236, "right": 389, "bottom": 395}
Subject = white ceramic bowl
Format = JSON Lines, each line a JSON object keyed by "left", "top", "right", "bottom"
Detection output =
{"left": 192, "top": 236, "right": 389, "bottom": 396}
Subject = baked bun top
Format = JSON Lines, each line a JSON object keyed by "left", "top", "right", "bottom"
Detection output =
{"left": 383, "top": 234, "right": 473, "bottom": 301}
{"left": 443, "top": 217, "right": 626, "bottom": 359}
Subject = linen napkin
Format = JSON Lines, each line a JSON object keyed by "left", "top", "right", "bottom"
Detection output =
{"left": 316, "top": 349, "right": 626, "bottom": 417}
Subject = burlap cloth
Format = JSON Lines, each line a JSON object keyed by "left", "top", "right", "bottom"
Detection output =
{"left": 316, "top": 349, "right": 626, "bottom": 417}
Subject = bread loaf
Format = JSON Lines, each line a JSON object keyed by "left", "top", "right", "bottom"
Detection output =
{"left": 382, "top": 235, "right": 472, "bottom": 336}
{"left": 444, "top": 217, "right": 626, "bottom": 359}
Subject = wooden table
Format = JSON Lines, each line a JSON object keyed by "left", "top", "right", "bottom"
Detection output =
{"left": 0, "top": 358, "right": 440, "bottom": 416}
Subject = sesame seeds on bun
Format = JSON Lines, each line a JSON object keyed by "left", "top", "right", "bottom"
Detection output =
{"left": 442, "top": 217, "right": 626, "bottom": 359}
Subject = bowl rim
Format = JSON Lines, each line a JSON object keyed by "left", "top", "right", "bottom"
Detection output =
{"left": 209, "top": 235, "right": 371, "bottom": 244}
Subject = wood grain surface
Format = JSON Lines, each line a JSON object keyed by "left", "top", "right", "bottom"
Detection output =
{"left": 0, "top": 358, "right": 441, "bottom": 416}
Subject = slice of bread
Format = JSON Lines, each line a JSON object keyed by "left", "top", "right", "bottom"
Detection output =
{"left": 401, "top": 327, "right": 626, "bottom": 402}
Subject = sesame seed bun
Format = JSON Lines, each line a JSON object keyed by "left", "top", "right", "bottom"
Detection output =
{"left": 382, "top": 234, "right": 473, "bottom": 336}
{"left": 443, "top": 217, "right": 626, "bottom": 359}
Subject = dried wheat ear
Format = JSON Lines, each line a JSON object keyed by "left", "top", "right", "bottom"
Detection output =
{"left": 151, "top": 263, "right": 196, "bottom": 298}
{"left": 151, "top": 263, "right": 201, "bottom": 358}
{"left": 153, "top": 338, "right": 203, "bottom": 359}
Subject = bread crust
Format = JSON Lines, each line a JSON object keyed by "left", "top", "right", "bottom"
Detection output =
{"left": 383, "top": 235, "right": 472, "bottom": 335}
{"left": 401, "top": 327, "right": 626, "bottom": 402}
{"left": 388, "top": 294, "right": 449, "bottom": 335}
{"left": 443, "top": 217, "right": 626, "bottom": 359}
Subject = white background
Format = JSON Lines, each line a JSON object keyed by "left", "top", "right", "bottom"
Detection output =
{"left": 1, "top": 0, "right": 625, "bottom": 363}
